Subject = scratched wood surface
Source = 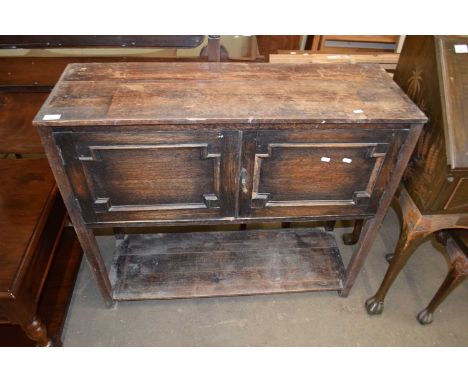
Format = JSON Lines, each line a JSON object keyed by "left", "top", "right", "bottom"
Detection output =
{"left": 110, "top": 228, "right": 345, "bottom": 300}
{"left": 34, "top": 62, "right": 426, "bottom": 126}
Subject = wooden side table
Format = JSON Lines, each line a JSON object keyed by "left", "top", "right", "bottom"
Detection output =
{"left": 365, "top": 36, "right": 468, "bottom": 323}
{"left": 417, "top": 230, "right": 468, "bottom": 325}
{"left": 365, "top": 186, "right": 468, "bottom": 322}
{"left": 0, "top": 159, "right": 69, "bottom": 346}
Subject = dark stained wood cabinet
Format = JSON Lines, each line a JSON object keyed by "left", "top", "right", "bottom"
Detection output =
{"left": 34, "top": 62, "right": 426, "bottom": 305}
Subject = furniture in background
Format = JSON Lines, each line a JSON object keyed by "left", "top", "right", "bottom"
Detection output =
{"left": 269, "top": 52, "right": 399, "bottom": 71}
{"left": 0, "top": 35, "right": 222, "bottom": 158}
{"left": 310, "top": 35, "right": 402, "bottom": 53}
{"left": 0, "top": 159, "right": 82, "bottom": 346}
{"left": 365, "top": 36, "right": 468, "bottom": 323}
{"left": 416, "top": 230, "right": 467, "bottom": 324}
{"left": 34, "top": 62, "right": 425, "bottom": 306}
{"left": 255, "top": 35, "right": 302, "bottom": 61}
{"left": 0, "top": 36, "right": 229, "bottom": 345}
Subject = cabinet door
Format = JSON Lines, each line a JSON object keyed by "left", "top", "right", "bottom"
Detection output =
{"left": 54, "top": 128, "right": 241, "bottom": 224}
{"left": 239, "top": 128, "right": 402, "bottom": 219}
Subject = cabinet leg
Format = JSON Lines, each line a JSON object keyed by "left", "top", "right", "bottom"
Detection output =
{"left": 40, "top": 127, "right": 115, "bottom": 307}
{"left": 113, "top": 227, "right": 125, "bottom": 240}
{"left": 342, "top": 219, "right": 363, "bottom": 245}
{"left": 365, "top": 220, "right": 429, "bottom": 315}
{"left": 324, "top": 221, "right": 336, "bottom": 232}
{"left": 339, "top": 125, "right": 424, "bottom": 297}
{"left": 22, "top": 316, "right": 53, "bottom": 347}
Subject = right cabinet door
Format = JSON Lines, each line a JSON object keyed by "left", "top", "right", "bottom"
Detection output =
{"left": 239, "top": 127, "right": 406, "bottom": 219}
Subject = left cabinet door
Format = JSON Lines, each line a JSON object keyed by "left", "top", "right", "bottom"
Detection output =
{"left": 54, "top": 129, "right": 241, "bottom": 224}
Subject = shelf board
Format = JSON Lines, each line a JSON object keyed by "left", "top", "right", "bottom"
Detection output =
{"left": 110, "top": 228, "right": 346, "bottom": 301}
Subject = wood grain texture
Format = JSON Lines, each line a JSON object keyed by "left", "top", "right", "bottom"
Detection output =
{"left": 340, "top": 124, "right": 425, "bottom": 296}
{"left": 394, "top": 36, "right": 468, "bottom": 214}
{"left": 436, "top": 36, "right": 468, "bottom": 169}
{"left": 0, "top": 228, "right": 83, "bottom": 346}
{"left": 34, "top": 62, "right": 426, "bottom": 126}
{"left": 311, "top": 35, "right": 399, "bottom": 53}
{"left": 270, "top": 53, "right": 399, "bottom": 70}
{"left": 0, "top": 159, "right": 56, "bottom": 296}
{"left": 110, "top": 228, "right": 346, "bottom": 300}
{"left": 256, "top": 36, "right": 302, "bottom": 61}
{"left": 35, "top": 62, "right": 426, "bottom": 300}
{"left": 0, "top": 57, "right": 211, "bottom": 88}
{"left": 365, "top": 186, "right": 468, "bottom": 321}
{"left": 0, "top": 35, "right": 205, "bottom": 49}
{"left": 38, "top": 126, "right": 114, "bottom": 306}
{"left": 0, "top": 91, "right": 48, "bottom": 154}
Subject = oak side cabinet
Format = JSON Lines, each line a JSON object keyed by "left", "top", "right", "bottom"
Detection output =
{"left": 33, "top": 63, "right": 426, "bottom": 306}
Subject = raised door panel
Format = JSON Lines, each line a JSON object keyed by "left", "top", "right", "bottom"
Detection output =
{"left": 54, "top": 129, "right": 240, "bottom": 224}
{"left": 240, "top": 128, "right": 404, "bottom": 219}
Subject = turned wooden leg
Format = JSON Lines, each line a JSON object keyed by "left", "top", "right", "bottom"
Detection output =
{"left": 342, "top": 219, "right": 363, "bottom": 245}
{"left": 417, "top": 267, "right": 466, "bottom": 325}
{"left": 324, "top": 221, "right": 336, "bottom": 232}
{"left": 365, "top": 220, "right": 430, "bottom": 315}
{"left": 22, "top": 316, "right": 53, "bottom": 347}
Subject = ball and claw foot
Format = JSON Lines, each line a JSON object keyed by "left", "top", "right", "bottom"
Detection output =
{"left": 385, "top": 253, "right": 394, "bottom": 263}
{"left": 365, "top": 296, "right": 384, "bottom": 315}
{"left": 417, "top": 309, "right": 433, "bottom": 325}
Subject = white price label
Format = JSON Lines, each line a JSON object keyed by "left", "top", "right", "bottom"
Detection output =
{"left": 454, "top": 44, "right": 468, "bottom": 53}
{"left": 43, "top": 114, "right": 62, "bottom": 121}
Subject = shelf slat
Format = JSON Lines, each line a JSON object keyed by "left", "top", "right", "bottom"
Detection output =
{"left": 110, "top": 228, "right": 346, "bottom": 300}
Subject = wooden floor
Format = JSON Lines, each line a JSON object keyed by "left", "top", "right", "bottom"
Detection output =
{"left": 110, "top": 228, "right": 345, "bottom": 300}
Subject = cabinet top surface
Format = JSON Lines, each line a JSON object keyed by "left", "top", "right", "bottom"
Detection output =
{"left": 34, "top": 62, "right": 427, "bottom": 127}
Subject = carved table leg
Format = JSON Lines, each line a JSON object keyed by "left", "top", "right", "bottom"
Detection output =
{"left": 22, "top": 316, "right": 53, "bottom": 347}
{"left": 342, "top": 219, "right": 363, "bottom": 245}
{"left": 417, "top": 267, "right": 466, "bottom": 325}
{"left": 365, "top": 217, "right": 430, "bottom": 315}
{"left": 417, "top": 236, "right": 468, "bottom": 325}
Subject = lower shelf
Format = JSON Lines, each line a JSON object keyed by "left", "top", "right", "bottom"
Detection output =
{"left": 110, "top": 228, "right": 346, "bottom": 300}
